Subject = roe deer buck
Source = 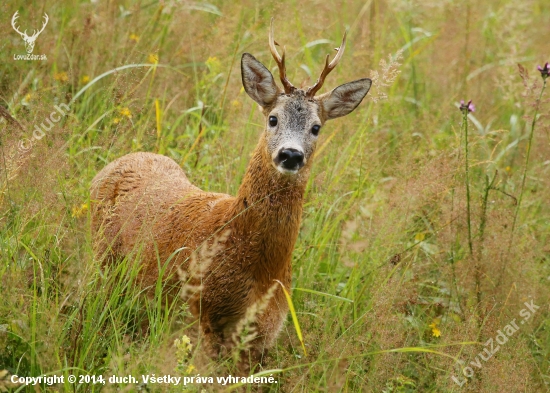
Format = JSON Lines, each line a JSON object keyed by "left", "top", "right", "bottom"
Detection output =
{"left": 91, "top": 20, "right": 371, "bottom": 368}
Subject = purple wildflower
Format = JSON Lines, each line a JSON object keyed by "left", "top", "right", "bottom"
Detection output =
{"left": 460, "top": 100, "right": 475, "bottom": 113}
{"left": 537, "top": 62, "right": 549, "bottom": 80}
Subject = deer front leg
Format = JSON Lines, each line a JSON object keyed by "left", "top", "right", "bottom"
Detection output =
{"left": 233, "top": 295, "right": 288, "bottom": 373}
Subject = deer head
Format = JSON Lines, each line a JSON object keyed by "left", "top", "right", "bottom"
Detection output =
{"left": 12, "top": 11, "right": 49, "bottom": 54}
{"left": 241, "top": 19, "right": 371, "bottom": 175}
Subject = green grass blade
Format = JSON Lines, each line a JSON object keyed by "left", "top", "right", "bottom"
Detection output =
{"left": 275, "top": 280, "right": 307, "bottom": 357}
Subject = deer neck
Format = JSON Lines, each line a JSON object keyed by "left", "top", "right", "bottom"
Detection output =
{"left": 230, "top": 136, "right": 309, "bottom": 283}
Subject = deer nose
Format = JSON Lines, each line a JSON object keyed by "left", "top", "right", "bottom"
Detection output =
{"left": 277, "top": 148, "right": 304, "bottom": 171}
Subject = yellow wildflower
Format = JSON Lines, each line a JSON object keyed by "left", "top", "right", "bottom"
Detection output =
{"left": 429, "top": 319, "right": 441, "bottom": 338}
{"left": 505, "top": 166, "right": 511, "bottom": 173}
{"left": 185, "top": 364, "right": 195, "bottom": 374}
{"left": 148, "top": 54, "right": 159, "bottom": 64}
{"left": 231, "top": 99, "right": 241, "bottom": 109}
{"left": 54, "top": 72, "right": 69, "bottom": 82}
{"left": 175, "top": 335, "right": 192, "bottom": 351}
{"left": 113, "top": 117, "right": 121, "bottom": 124}
{"left": 22, "top": 93, "right": 32, "bottom": 105}
{"left": 174, "top": 335, "right": 193, "bottom": 374}
{"left": 119, "top": 107, "right": 132, "bottom": 119}
{"left": 205, "top": 56, "right": 221, "bottom": 74}
{"left": 129, "top": 33, "right": 140, "bottom": 42}
{"left": 71, "top": 203, "right": 88, "bottom": 218}
{"left": 81, "top": 75, "right": 90, "bottom": 84}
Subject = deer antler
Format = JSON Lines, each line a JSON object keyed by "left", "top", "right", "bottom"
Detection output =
{"left": 11, "top": 11, "right": 27, "bottom": 38}
{"left": 306, "top": 31, "right": 347, "bottom": 98}
{"left": 269, "top": 18, "right": 295, "bottom": 94}
{"left": 31, "top": 13, "right": 49, "bottom": 39}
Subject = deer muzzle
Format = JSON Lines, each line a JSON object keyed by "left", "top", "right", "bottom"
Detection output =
{"left": 274, "top": 148, "right": 305, "bottom": 174}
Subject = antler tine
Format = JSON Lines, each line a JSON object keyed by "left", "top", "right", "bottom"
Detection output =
{"left": 32, "top": 13, "right": 49, "bottom": 38}
{"left": 306, "top": 30, "right": 347, "bottom": 98}
{"left": 42, "top": 13, "right": 49, "bottom": 29}
{"left": 11, "top": 11, "right": 25, "bottom": 37}
{"left": 269, "top": 18, "right": 295, "bottom": 94}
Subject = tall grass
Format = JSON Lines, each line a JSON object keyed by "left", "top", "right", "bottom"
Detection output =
{"left": 1, "top": 1, "right": 549, "bottom": 392}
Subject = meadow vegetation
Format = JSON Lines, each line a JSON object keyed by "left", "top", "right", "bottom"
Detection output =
{"left": 1, "top": 0, "right": 549, "bottom": 391}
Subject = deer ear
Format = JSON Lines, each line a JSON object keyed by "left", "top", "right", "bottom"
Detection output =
{"left": 319, "top": 78, "right": 372, "bottom": 120}
{"left": 241, "top": 53, "right": 280, "bottom": 107}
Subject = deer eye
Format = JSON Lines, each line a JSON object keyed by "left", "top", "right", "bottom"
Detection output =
{"left": 269, "top": 116, "right": 278, "bottom": 127}
{"left": 311, "top": 125, "right": 321, "bottom": 136}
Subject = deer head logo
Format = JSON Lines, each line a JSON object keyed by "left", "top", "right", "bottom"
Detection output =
{"left": 11, "top": 11, "right": 49, "bottom": 54}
